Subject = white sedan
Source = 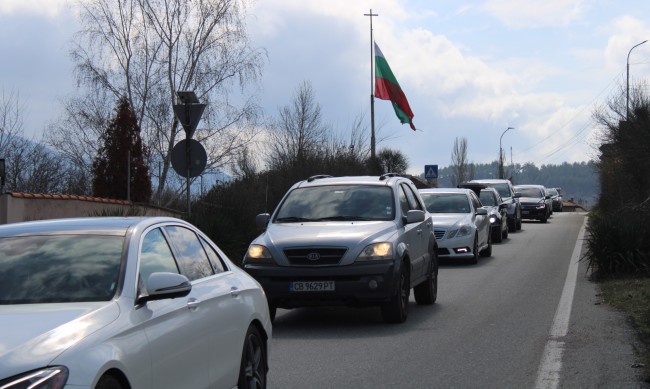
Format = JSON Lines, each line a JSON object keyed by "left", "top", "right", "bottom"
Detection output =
{"left": 419, "top": 188, "right": 492, "bottom": 264}
{"left": 0, "top": 217, "right": 271, "bottom": 389}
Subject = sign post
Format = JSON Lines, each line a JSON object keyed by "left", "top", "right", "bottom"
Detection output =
{"left": 173, "top": 91, "right": 206, "bottom": 216}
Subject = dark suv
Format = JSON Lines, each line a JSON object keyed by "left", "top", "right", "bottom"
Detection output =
{"left": 243, "top": 174, "right": 438, "bottom": 323}
{"left": 471, "top": 179, "right": 522, "bottom": 232}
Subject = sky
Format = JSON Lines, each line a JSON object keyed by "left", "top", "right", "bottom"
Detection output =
{"left": 2, "top": 0, "right": 650, "bottom": 177}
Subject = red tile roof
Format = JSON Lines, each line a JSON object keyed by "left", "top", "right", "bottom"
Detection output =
{"left": 7, "top": 192, "right": 133, "bottom": 205}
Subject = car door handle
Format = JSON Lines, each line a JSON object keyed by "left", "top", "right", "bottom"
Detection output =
{"left": 187, "top": 298, "right": 200, "bottom": 310}
{"left": 230, "top": 286, "right": 240, "bottom": 297}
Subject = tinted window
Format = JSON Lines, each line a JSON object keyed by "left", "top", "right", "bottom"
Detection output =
{"left": 199, "top": 236, "right": 226, "bottom": 273}
{"left": 489, "top": 183, "right": 512, "bottom": 198}
{"left": 480, "top": 191, "right": 497, "bottom": 206}
{"left": 0, "top": 235, "right": 123, "bottom": 304}
{"left": 517, "top": 187, "right": 544, "bottom": 198}
{"left": 140, "top": 228, "right": 180, "bottom": 290}
{"left": 164, "top": 226, "right": 214, "bottom": 281}
{"left": 402, "top": 183, "right": 424, "bottom": 211}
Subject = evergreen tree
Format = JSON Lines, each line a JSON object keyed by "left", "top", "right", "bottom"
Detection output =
{"left": 92, "top": 97, "right": 152, "bottom": 202}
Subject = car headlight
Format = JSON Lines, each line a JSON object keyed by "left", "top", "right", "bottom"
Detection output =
{"left": 535, "top": 204, "right": 546, "bottom": 210}
{"left": 356, "top": 242, "right": 394, "bottom": 261}
{"left": 0, "top": 366, "right": 68, "bottom": 389}
{"left": 456, "top": 225, "right": 473, "bottom": 237}
{"left": 244, "top": 244, "right": 274, "bottom": 264}
{"left": 489, "top": 216, "right": 497, "bottom": 224}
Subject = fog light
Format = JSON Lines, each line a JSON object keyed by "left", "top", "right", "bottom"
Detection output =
{"left": 455, "top": 247, "right": 470, "bottom": 254}
{"left": 368, "top": 279, "right": 378, "bottom": 289}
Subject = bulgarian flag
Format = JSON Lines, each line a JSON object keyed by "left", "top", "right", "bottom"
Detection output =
{"left": 374, "top": 42, "right": 416, "bottom": 131}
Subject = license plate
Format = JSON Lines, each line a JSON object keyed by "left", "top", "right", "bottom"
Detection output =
{"left": 522, "top": 210, "right": 530, "bottom": 214}
{"left": 290, "top": 281, "right": 335, "bottom": 292}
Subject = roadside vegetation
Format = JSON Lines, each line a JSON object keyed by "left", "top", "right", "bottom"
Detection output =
{"left": 585, "top": 84, "right": 650, "bottom": 381}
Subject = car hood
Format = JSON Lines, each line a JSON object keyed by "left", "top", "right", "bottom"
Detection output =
{"left": 430, "top": 213, "right": 472, "bottom": 228}
{"left": 0, "top": 302, "right": 119, "bottom": 378}
{"left": 257, "top": 221, "right": 398, "bottom": 263}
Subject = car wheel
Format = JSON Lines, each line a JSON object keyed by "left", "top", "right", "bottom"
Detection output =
{"left": 381, "top": 263, "right": 410, "bottom": 323}
{"left": 96, "top": 375, "right": 123, "bottom": 389}
{"left": 414, "top": 251, "right": 437, "bottom": 305}
{"left": 502, "top": 221, "right": 509, "bottom": 239}
{"left": 268, "top": 304, "right": 277, "bottom": 323}
{"left": 516, "top": 212, "right": 522, "bottom": 230}
{"left": 238, "top": 325, "right": 268, "bottom": 389}
{"left": 469, "top": 235, "right": 479, "bottom": 264}
{"left": 507, "top": 218, "right": 516, "bottom": 232}
{"left": 480, "top": 231, "right": 492, "bottom": 257}
{"left": 492, "top": 226, "right": 503, "bottom": 243}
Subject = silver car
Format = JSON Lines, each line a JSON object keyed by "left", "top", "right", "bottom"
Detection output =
{"left": 419, "top": 188, "right": 491, "bottom": 264}
{"left": 243, "top": 174, "right": 438, "bottom": 324}
{"left": 0, "top": 217, "right": 271, "bottom": 389}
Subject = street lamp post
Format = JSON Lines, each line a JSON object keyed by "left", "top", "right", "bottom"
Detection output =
{"left": 627, "top": 40, "right": 648, "bottom": 121}
{"left": 499, "top": 127, "right": 514, "bottom": 179}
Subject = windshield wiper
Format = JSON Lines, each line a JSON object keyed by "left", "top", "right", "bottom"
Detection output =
{"left": 275, "top": 216, "right": 314, "bottom": 222}
{"left": 316, "top": 216, "right": 373, "bottom": 221}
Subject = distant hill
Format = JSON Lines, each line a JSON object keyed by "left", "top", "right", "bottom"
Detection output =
{"left": 428, "top": 161, "right": 599, "bottom": 208}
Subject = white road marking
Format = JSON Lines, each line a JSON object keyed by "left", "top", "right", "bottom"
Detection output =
{"left": 534, "top": 217, "right": 587, "bottom": 389}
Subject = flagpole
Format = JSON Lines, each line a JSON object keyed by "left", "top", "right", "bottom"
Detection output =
{"left": 364, "top": 9, "right": 378, "bottom": 160}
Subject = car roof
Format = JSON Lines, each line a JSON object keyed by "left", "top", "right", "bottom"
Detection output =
{"left": 419, "top": 188, "right": 473, "bottom": 195}
{"left": 514, "top": 184, "right": 545, "bottom": 188}
{"left": 0, "top": 217, "right": 185, "bottom": 237}
{"left": 293, "top": 174, "right": 409, "bottom": 189}
{"left": 470, "top": 179, "right": 512, "bottom": 184}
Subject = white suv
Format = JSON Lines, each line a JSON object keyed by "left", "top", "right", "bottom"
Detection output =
{"left": 243, "top": 174, "right": 438, "bottom": 323}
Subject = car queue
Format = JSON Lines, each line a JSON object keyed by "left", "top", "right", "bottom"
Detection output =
{"left": 0, "top": 174, "right": 561, "bottom": 389}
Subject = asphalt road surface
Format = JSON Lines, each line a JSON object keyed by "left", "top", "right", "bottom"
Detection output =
{"left": 267, "top": 212, "right": 649, "bottom": 388}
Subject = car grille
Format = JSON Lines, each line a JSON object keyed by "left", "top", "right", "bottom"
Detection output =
{"left": 284, "top": 248, "right": 347, "bottom": 266}
{"left": 434, "top": 228, "right": 446, "bottom": 240}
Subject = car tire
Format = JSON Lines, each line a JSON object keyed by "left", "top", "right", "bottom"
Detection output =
{"left": 480, "top": 232, "right": 492, "bottom": 257}
{"left": 507, "top": 218, "right": 516, "bottom": 232}
{"left": 502, "top": 224, "right": 509, "bottom": 240}
{"left": 238, "top": 325, "right": 268, "bottom": 389}
{"left": 516, "top": 212, "right": 522, "bottom": 230}
{"left": 492, "top": 226, "right": 503, "bottom": 243}
{"left": 96, "top": 375, "right": 123, "bottom": 389}
{"left": 381, "top": 264, "right": 410, "bottom": 323}
{"left": 414, "top": 251, "right": 437, "bottom": 305}
{"left": 469, "top": 235, "right": 479, "bottom": 264}
{"left": 268, "top": 304, "right": 277, "bottom": 323}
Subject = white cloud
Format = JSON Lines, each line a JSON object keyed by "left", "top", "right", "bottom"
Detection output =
{"left": 482, "top": 0, "right": 585, "bottom": 29}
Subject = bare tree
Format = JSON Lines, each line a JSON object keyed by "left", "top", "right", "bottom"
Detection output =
{"left": 0, "top": 88, "right": 24, "bottom": 154}
{"left": 47, "top": 0, "right": 265, "bottom": 206}
{"left": 266, "top": 81, "right": 328, "bottom": 171}
{"left": 450, "top": 137, "right": 474, "bottom": 186}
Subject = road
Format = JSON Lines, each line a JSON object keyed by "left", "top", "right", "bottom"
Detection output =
{"left": 267, "top": 212, "right": 648, "bottom": 388}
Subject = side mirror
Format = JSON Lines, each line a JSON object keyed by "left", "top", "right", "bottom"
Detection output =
{"left": 499, "top": 203, "right": 509, "bottom": 211}
{"left": 404, "top": 209, "right": 425, "bottom": 224}
{"left": 255, "top": 213, "right": 271, "bottom": 228}
{"left": 476, "top": 208, "right": 488, "bottom": 216}
{"left": 138, "top": 272, "right": 191, "bottom": 304}
{"left": 513, "top": 192, "right": 521, "bottom": 198}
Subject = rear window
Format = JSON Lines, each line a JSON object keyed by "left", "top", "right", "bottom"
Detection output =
{"left": 0, "top": 235, "right": 124, "bottom": 304}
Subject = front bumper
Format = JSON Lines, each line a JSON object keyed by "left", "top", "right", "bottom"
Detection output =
{"left": 243, "top": 260, "right": 399, "bottom": 308}
{"left": 433, "top": 232, "right": 476, "bottom": 259}
{"left": 521, "top": 206, "right": 547, "bottom": 219}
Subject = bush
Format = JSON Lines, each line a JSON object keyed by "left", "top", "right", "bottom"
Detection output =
{"left": 583, "top": 207, "right": 650, "bottom": 277}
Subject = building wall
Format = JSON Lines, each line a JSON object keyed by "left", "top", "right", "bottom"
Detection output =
{"left": 0, "top": 193, "right": 182, "bottom": 225}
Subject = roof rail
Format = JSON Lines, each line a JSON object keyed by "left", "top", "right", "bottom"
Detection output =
{"left": 379, "top": 173, "right": 399, "bottom": 181}
{"left": 307, "top": 174, "right": 333, "bottom": 182}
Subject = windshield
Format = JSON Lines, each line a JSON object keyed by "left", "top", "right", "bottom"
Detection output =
{"left": 479, "top": 191, "right": 497, "bottom": 206}
{"left": 0, "top": 235, "right": 124, "bottom": 304}
{"left": 275, "top": 185, "right": 394, "bottom": 221}
{"left": 421, "top": 193, "right": 471, "bottom": 214}
{"left": 487, "top": 183, "right": 511, "bottom": 198}
{"left": 517, "top": 187, "right": 544, "bottom": 198}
